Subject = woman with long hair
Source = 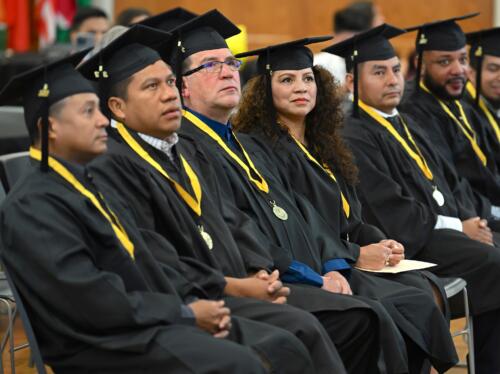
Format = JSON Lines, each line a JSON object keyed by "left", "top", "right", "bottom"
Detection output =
{"left": 234, "top": 39, "right": 399, "bottom": 272}
{"left": 233, "top": 38, "right": 458, "bottom": 374}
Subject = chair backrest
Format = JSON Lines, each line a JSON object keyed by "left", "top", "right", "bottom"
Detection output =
{"left": 0, "top": 106, "right": 29, "bottom": 156}
{"left": 0, "top": 106, "right": 27, "bottom": 139}
{"left": 440, "top": 277, "right": 467, "bottom": 319}
{"left": 1, "top": 265, "right": 47, "bottom": 374}
{"left": 0, "top": 152, "right": 30, "bottom": 192}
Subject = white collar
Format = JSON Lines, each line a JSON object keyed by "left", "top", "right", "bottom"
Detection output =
{"left": 110, "top": 119, "right": 179, "bottom": 161}
{"left": 138, "top": 132, "right": 179, "bottom": 162}
{"left": 372, "top": 107, "right": 399, "bottom": 118}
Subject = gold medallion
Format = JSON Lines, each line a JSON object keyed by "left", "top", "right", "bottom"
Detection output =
{"left": 270, "top": 201, "right": 288, "bottom": 221}
{"left": 198, "top": 225, "right": 213, "bottom": 250}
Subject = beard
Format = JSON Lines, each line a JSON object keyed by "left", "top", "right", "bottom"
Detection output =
{"left": 423, "top": 73, "right": 466, "bottom": 101}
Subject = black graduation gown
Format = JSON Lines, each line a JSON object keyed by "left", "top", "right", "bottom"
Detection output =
{"left": 242, "top": 130, "right": 450, "bottom": 308}
{"left": 0, "top": 160, "right": 317, "bottom": 374}
{"left": 343, "top": 108, "right": 500, "bottom": 317}
{"left": 178, "top": 117, "right": 458, "bottom": 373}
{"left": 402, "top": 86, "right": 500, "bottom": 206}
{"left": 89, "top": 128, "right": 363, "bottom": 374}
{"left": 179, "top": 120, "right": 361, "bottom": 275}
{"left": 463, "top": 87, "right": 500, "bottom": 171}
{"left": 243, "top": 131, "right": 392, "bottom": 253}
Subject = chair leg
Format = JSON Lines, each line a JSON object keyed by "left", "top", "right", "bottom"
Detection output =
{"left": 0, "top": 298, "right": 14, "bottom": 374}
{"left": 463, "top": 287, "right": 475, "bottom": 374}
{"left": 0, "top": 299, "right": 5, "bottom": 374}
{"left": 8, "top": 304, "right": 15, "bottom": 374}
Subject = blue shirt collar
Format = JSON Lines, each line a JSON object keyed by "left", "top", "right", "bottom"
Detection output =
{"left": 185, "top": 107, "right": 234, "bottom": 144}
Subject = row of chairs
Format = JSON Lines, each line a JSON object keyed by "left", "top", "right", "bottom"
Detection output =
{"left": 0, "top": 151, "right": 475, "bottom": 373}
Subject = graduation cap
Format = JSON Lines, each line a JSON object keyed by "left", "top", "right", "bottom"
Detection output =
{"left": 235, "top": 36, "right": 332, "bottom": 75}
{"left": 235, "top": 36, "right": 331, "bottom": 122}
{"left": 322, "top": 24, "right": 405, "bottom": 117}
{"left": 466, "top": 27, "right": 500, "bottom": 105}
{"left": 138, "top": 7, "right": 197, "bottom": 32}
{"left": 78, "top": 24, "right": 172, "bottom": 88}
{"left": 0, "top": 49, "right": 95, "bottom": 171}
{"left": 164, "top": 9, "right": 241, "bottom": 94}
{"left": 406, "top": 12, "right": 479, "bottom": 91}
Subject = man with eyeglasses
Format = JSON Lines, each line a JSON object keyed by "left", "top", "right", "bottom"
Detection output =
{"left": 184, "top": 57, "right": 242, "bottom": 76}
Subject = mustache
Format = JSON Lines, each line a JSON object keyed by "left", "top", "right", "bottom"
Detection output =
{"left": 423, "top": 73, "right": 465, "bottom": 100}
{"left": 445, "top": 77, "right": 466, "bottom": 85}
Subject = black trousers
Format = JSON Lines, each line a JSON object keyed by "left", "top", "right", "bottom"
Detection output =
{"left": 314, "top": 307, "right": 379, "bottom": 374}
{"left": 349, "top": 269, "right": 458, "bottom": 374}
{"left": 474, "top": 308, "right": 500, "bottom": 374}
{"left": 225, "top": 296, "right": 347, "bottom": 374}
{"left": 52, "top": 323, "right": 271, "bottom": 374}
{"left": 287, "top": 284, "right": 404, "bottom": 374}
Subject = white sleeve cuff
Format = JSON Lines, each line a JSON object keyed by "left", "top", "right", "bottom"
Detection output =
{"left": 491, "top": 205, "right": 500, "bottom": 220}
{"left": 434, "top": 215, "right": 463, "bottom": 232}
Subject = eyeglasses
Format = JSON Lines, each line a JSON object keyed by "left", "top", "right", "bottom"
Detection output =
{"left": 183, "top": 59, "right": 243, "bottom": 76}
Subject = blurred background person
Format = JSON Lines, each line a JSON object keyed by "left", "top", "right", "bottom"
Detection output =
{"left": 70, "top": 6, "right": 110, "bottom": 51}
{"left": 314, "top": 1, "right": 385, "bottom": 87}
{"left": 115, "top": 7, "right": 151, "bottom": 26}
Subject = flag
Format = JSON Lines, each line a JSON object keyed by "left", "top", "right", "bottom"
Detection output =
{"left": 55, "top": 0, "right": 76, "bottom": 43}
{"left": 4, "top": 0, "right": 30, "bottom": 51}
{"left": 36, "top": 0, "right": 56, "bottom": 48}
{"left": 0, "top": 0, "right": 6, "bottom": 51}
{"left": 37, "top": 0, "right": 76, "bottom": 48}
{"left": 77, "top": 0, "right": 92, "bottom": 6}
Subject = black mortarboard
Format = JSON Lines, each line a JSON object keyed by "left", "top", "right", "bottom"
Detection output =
{"left": 164, "top": 9, "right": 241, "bottom": 94}
{"left": 78, "top": 24, "right": 172, "bottom": 87}
{"left": 467, "top": 27, "right": 500, "bottom": 58}
{"left": 406, "top": 13, "right": 479, "bottom": 91}
{"left": 0, "top": 49, "right": 95, "bottom": 171}
{"left": 467, "top": 27, "right": 500, "bottom": 105}
{"left": 323, "top": 24, "right": 404, "bottom": 70}
{"left": 138, "top": 7, "right": 197, "bottom": 32}
{"left": 235, "top": 36, "right": 332, "bottom": 75}
{"left": 167, "top": 9, "right": 240, "bottom": 63}
{"left": 322, "top": 24, "right": 405, "bottom": 117}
